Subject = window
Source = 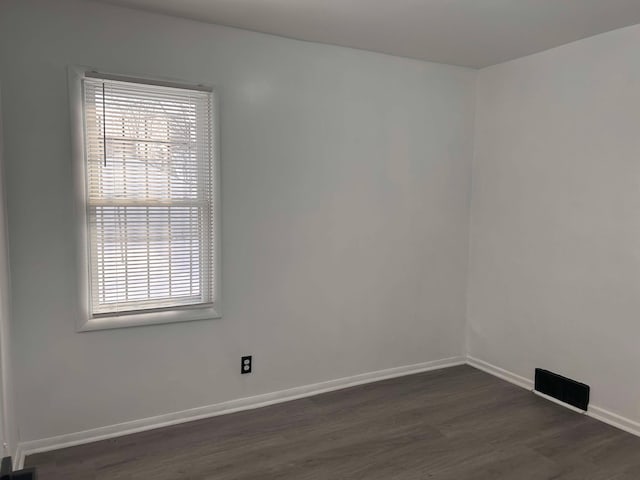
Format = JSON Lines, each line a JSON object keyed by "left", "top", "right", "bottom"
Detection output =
{"left": 72, "top": 69, "right": 220, "bottom": 330}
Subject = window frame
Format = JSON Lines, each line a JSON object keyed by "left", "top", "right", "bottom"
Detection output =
{"left": 69, "top": 66, "right": 221, "bottom": 332}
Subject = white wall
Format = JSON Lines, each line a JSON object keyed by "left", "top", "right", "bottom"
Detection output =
{"left": 468, "top": 24, "right": 640, "bottom": 425}
{"left": 0, "top": 0, "right": 475, "bottom": 441}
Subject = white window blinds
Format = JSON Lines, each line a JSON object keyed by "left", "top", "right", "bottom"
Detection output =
{"left": 82, "top": 76, "right": 216, "bottom": 316}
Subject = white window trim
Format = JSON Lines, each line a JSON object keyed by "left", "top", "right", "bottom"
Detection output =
{"left": 69, "top": 66, "right": 221, "bottom": 332}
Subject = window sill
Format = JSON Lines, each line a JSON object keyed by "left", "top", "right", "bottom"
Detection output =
{"left": 77, "top": 303, "right": 221, "bottom": 332}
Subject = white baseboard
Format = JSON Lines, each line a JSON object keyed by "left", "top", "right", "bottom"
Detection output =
{"left": 466, "top": 355, "right": 533, "bottom": 390}
{"left": 15, "top": 355, "right": 465, "bottom": 468}
{"left": 587, "top": 405, "right": 640, "bottom": 438}
{"left": 14, "top": 444, "right": 23, "bottom": 471}
{"left": 465, "top": 355, "right": 640, "bottom": 439}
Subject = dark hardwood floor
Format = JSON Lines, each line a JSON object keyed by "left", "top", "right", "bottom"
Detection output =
{"left": 26, "top": 365, "right": 640, "bottom": 479}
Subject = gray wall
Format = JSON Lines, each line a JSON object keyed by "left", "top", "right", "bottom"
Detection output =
{"left": 468, "top": 24, "right": 640, "bottom": 425}
{"left": 0, "top": 0, "right": 476, "bottom": 441}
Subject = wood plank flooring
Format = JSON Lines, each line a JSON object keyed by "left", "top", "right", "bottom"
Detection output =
{"left": 26, "top": 365, "right": 640, "bottom": 479}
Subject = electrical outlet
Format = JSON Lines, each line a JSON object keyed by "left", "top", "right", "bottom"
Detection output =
{"left": 241, "top": 355, "right": 252, "bottom": 374}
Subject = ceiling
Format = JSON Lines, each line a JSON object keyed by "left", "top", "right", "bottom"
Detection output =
{"left": 93, "top": 0, "right": 640, "bottom": 68}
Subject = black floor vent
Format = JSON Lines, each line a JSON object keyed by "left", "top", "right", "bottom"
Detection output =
{"left": 0, "top": 456, "right": 36, "bottom": 480}
{"left": 534, "top": 368, "right": 590, "bottom": 411}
